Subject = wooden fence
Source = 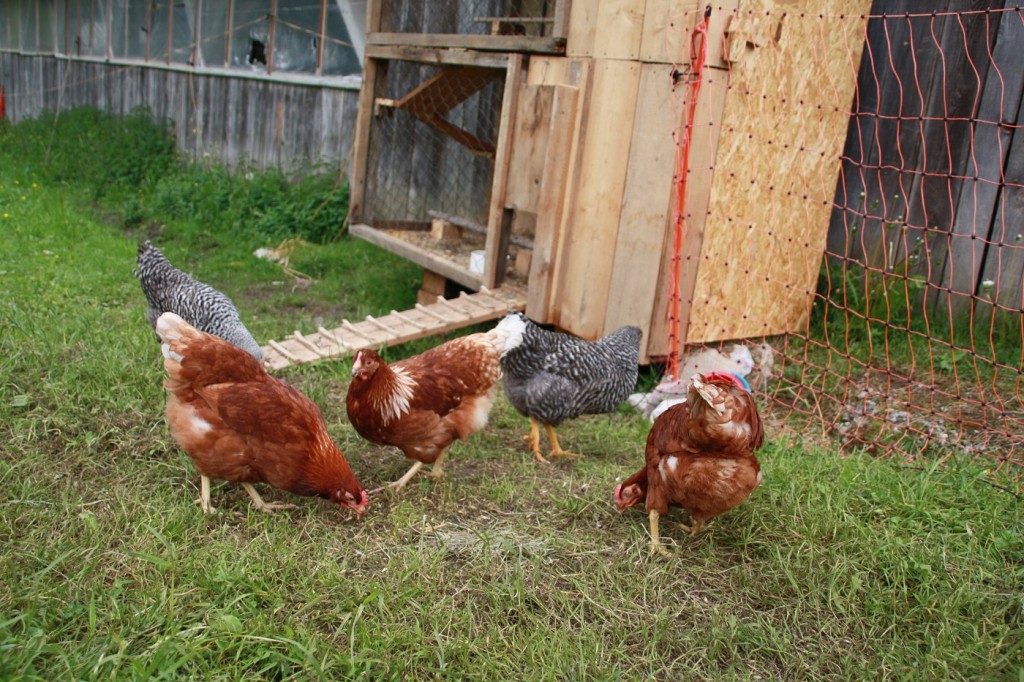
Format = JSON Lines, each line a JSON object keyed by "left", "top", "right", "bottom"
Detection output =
{"left": 0, "top": 53, "right": 361, "bottom": 170}
{"left": 827, "top": 0, "right": 1024, "bottom": 319}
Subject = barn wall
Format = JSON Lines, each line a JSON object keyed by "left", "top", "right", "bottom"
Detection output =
{"left": 0, "top": 53, "right": 361, "bottom": 171}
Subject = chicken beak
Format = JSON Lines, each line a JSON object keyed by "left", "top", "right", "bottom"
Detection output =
{"left": 352, "top": 490, "right": 369, "bottom": 518}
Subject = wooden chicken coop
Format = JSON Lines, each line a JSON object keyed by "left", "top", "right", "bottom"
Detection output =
{"left": 346, "top": 0, "right": 872, "bottom": 362}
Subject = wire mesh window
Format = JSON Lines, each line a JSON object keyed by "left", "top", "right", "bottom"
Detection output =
{"left": 363, "top": 59, "right": 504, "bottom": 228}
{"left": 11, "top": 1, "right": 362, "bottom": 78}
{"left": 385, "top": 0, "right": 559, "bottom": 38}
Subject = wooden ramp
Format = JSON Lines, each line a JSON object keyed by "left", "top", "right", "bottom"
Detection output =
{"left": 262, "top": 286, "right": 526, "bottom": 371}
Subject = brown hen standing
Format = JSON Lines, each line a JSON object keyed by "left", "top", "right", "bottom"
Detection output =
{"left": 156, "top": 312, "right": 367, "bottom": 516}
{"left": 346, "top": 314, "right": 526, "bottom": 492}
{"left": 615, "top": 372, "right": 764, "bottom": 555}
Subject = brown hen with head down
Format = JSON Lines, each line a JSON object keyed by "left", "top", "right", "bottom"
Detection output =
{"left": 156, "top": 312, "right": 367, "bottom": 516}
{"left": 615, "top": 372, "right": 764, "bottom": 555}
{"left": 346, "top": 314, "right": 527, "bottom": 492}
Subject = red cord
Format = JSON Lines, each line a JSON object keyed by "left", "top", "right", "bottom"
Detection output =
{"left": 667, "top": 6, "right": 712, "bottom": 381}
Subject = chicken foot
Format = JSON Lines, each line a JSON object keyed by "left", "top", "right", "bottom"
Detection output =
{"left": 428, "top": 450, "right": 447, "bottom": 479}
{"left": 523, "top": 418, "right": 546, "bottom": 463}
{"left": 367, "top": 461, "right": 425, "bottom": 495}
{"left": 524, "top": 419, "right": 582, "bottom": 463}
{"left": 544, "top": 424, "right": 581, "bottom": 460}
{"left": 241, "top": 483, "right": 299, "bottom": 513}
{"left": 195, "top": 474, "right": 217, "bottom": 514}
{"left": 648, "top": 510, "right": 674, "bottom": 558}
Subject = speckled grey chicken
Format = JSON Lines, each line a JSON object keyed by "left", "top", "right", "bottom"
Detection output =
{"left": 135, "top": 241, "right": 263, "bottom": 360}
{"left": 500, "top": 312, "right": 642, "bottom": 462}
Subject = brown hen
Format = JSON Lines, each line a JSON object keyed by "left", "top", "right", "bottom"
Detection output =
{"left": 615, "top": 372, "right": 764, "bottom": 555}
{"left": 156, "top": 312, "right": 367, "bottom": 516}
{"left": 346, "top": 314, "right": 526, "bottom": 492}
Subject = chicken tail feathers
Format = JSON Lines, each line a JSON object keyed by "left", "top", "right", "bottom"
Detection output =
{"left": 156, "top": 312, "right": 192, "bottom": 364}
{"left": 156, "top": 312, "right": 265, "bottom": 387}
{"left": 614, "top": 467, "right": 648, "bottom": 511}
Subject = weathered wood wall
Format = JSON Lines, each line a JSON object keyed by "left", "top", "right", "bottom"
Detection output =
{"left": 827, "top": 0, "right": 1024, "bottom": 319}
{"left": 0, "top": 53, "right": 361, "bottom": 170}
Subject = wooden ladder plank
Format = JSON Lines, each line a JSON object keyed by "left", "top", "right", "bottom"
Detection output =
{"left": 261, "top": 286, "right": 527, "bottom": 370}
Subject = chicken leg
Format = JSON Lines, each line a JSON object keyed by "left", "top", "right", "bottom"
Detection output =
{"left": 429, "top": 450, "right": 448, "bottom": 479}
{"left": 523, "top": 418, "right": 546, "bottom": 463}
{"left": 241, "top": 483, "right": 300, "bottom": 513}
{"left": 648, "top": 510, "right": 673, "bottom": 557}
{"left": 195, "top": 474, "right": 217, "bottom": 514}
{"left": 544, "top": 424, "right": 581, "bottom": 460}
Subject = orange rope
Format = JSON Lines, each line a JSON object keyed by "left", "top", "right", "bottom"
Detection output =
{"left": 666, "top": 6, "right": 712, "bottom": 381}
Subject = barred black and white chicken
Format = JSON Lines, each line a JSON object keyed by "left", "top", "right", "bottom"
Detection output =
{"left": 135, "top": 241, "right": 263, "bottom": 360}
{"left": 500, "top": 312, "right": 642, "bottom": 462}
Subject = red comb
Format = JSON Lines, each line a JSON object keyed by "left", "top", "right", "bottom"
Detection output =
{"left": 704, "top": 372, "right": 743, "bottom": 388}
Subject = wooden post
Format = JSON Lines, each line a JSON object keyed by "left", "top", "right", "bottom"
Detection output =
{"left": 483, "top": 53, "right": 523, "bottom": 288}
{"left": 349, "top": 57, "right": 380, "bottom": 223}
{"left": 267, "top": 0, "right": 277, "bottom": 74}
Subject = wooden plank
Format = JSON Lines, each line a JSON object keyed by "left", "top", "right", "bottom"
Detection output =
{"left": 366, "top": 0, "right": 384, "bottom": 33}
{"left": 261, "top": 285, "right": 531, "bottom": 371}
{"left": 684, "top": 2, "right": 871, "bottom": 343}
{"left": 593, "top": 0, "right": 646, "bottom": 61}
{"left": 350, "top": 222, "right": 483, "bottom": 290}
{"left": 937, "top": 4, "right": 1023, "bottom": 315}
{"left": 428, "top": 209, "right": 533, "bottom": 249}
{"left": 525, "top": 56, "right": 588, "bottom": 90}
{"left": 366, "top": 32, "right": 564, "bottom": 55}
{"left": 348, "top": 55, "right": 379, "bottom": 223}
{"left": 364, "top": 43, "right": 511, "bottom": 68}
{"left": 566, "top": 0, "right": 598, "bottom": 57}
{"left": 978, "top": 51, "right": 1024, "bottom": 318}
{"left": 527, "top": 83, "right": 580, "bottom": 322}
{"left": 483, "top": 53, "right": 524, "bottom": 288}
{"left": 505, "top": 84, "right": 556, "bottom": 212}
{"left": 640, "top": 0, "right": 737, "bottom": 67}
{"left": 554, "top": 58, "right": 642, "bottom": 339}
{"left": 602, "top": 62, "right": 678, "bottom": 353}
{"left": 552, "top": 0, "right": 572, "bottom": 39}
{"left": 646, "top": 67, "right": 730, "bottom": 357}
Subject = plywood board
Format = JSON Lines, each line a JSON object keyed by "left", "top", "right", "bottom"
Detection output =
{"left": 525, "top": 56, "right": 588, "bottom": 88}
{"left": 602, "top": 62, "right": 679, "bottom": 352}
{"left": 593, "top": 0, "right": 646, "bottom": 61}
{"left": 505, "top": 84, "right": 556, "bottom": 212}
{"left": 554, "top": 58, "right": 642, "bottom": 339}
{"left": 527, "top": 84, "right": 580, "bottom": 322}
{"left": 484, "top": 54, "right": 524, "bottom": 288}
{"left": 639, "top": 0, "right": 739, "bottom": 67}
{"left": 685, "top": 1, "right": 871, "bottom": 343}
{"left": 646, "top": 68, "right": 731, "bottom": 358}
{"left": 566, "top": 0, "right": 599, "bottom": 57}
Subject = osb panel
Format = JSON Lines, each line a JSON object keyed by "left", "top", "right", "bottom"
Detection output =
{"left": 685, "top": 2, "right": 870, "bottom": 343}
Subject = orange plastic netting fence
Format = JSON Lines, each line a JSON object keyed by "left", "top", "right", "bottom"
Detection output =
{"left": 666, "top": 3, "right": 1024, "bottom": 494}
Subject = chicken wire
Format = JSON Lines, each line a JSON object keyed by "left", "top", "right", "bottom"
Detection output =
{"left": 362, "top": 59, "right": 504, "bottom": 228}
{"left": 385, "top": 0, "right": 558, "bottom": 38}
{"left": 664, "top": 3, "right": 1024, "bottom": 494}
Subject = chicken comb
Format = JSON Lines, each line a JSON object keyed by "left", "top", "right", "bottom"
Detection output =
{"left": 704, "top": 371, "right": 750, "bottom": 392}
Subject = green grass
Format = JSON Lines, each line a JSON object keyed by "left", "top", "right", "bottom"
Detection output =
{"left": 1, "top": 114, "right": 1022, "bottom": 680}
